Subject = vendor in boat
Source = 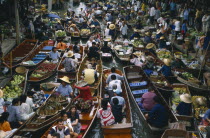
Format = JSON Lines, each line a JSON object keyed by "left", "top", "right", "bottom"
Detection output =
{"left": 61, "top": 112, "right": 78, "bottom": 138}
{"left": 130, "top": 53, "right": 145, "bottom": 67}
{"left": 49, "top": 47, "right": 60, "bottom": 63}
{"left": 159, "top": 58, "right": 173, "bottom": 78}
{"left": 130, "top": 30, "right": 141, "bottom": 40}
{"left": 142, "top": 56, "right": 155, "bottom": 76}
{"left": 61, "top": 51, "right": 78, "bottom": 72}
{"left": 145, "top": 43, "right": 157, "bottom": 56}
{"left": 145, "top": 96, "right": 169, "bottom": 128}
{"left": 171, "top": 55, "right": 186, "bottom": 69}
{"left": 158, "top": 36, "right": 167, "bottom": 49}
{"left": 0, "top": 112, "right": 12, "bottom": 132}
{"left": 55, "top": 22, "right": 64, "bottom": 31}
{"left": 79, "top": 20, "right": 89, "bottom": 29}
{"left": 108, "top": 24, "right": 116, "bottom": 40}
{"left": 155, "top": 29, "right": 163, "bottom": 42}
{"left": 47, "top": 119, "right": 71, "bottom": 138}
{"left": 144, "top": 32, "right": 153, "bottom": 44}
{"left": 176, "top": 93, "right": 192, "bottom": 116}
{"left": 135, "top": 21, "right": 143, "bottom": 29}
{"left": 90, "top": 25, "right": 98, "bottom": 34}
{"left": 97, "top": 99, "right": 115, "bottom": 126}
{"left": 106, "top": 67, "right": 124, "bottom": 84}
{"left": 82, "top": 64, "right": 98, "bottom": 85}
{"left": 139, "top": 87, "right": 157, "bottom": 111}
{"left": 101, "top": 40, "right": 112, "bottom": 53}
{"left": 56, "top": 40, "right": 68, "bottom": 50}
{"left": 111, "top": 98, "right": 123, "bottom": 123}
{"left": 74, "top": 81, "right": 93, "bottom": 111}
{"left": 90, "top": 18, "right": 100, "bottom": 28}
{"left": 67, "top": 106, "right": 81, "bottom": 134}
{"left": 73, "top": 42, "right": 80, "bottom": 53}
{"left": 88, "top": 42, "right": 100, "bottom": 60}
{"left": 57, "top": 76, "right": 73, "bottom": 98}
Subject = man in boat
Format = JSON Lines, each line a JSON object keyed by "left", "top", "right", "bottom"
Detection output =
{"left": 171, "top": 54, "right": 186, "bottom": 69}
{"left": 90, "top": 17, "right": 100, "bottom": 29}
{"left": 61, "top": 51, "right": 78, "bottom": 72}
{"left": 108, "top": 75, "right": 122, "bottom": 94}
{"left": 145, "top": 96, "right": 169, "bottom": 128}
{"left": 139, "top": 87, "right": 157, "bottom": 111}
{"left": 47, "top": 119, "right": 71, "bottom": 138}
{"left": 101, "top": 40, "right": 112, "bottom": 53}
{"left": 82, "top": 64, "right": 98, "bottom": 85}
{"left": 176, "top": 93, "right": 192, "bottom": 116}
{"left": 56, "top": 76, "right": 73, "bottom": 98}
{"left": 110, "top": 89, "right": 126, "bottom": 112}
{"left": 130, "top": 30, "right": 141, "bottom": 40}
{"left": 73, "top": 42, "right": 80, "bottom": 53}
{"left": 158, "top": 36, "right": 167, "bottom": 49}
{"left": 159, "top": 58, "right": 173, "bottom": 78}
{"left": 88, "top": 42, "right": 100, "bottom": 60}
{"left": 49, "top": 47, "right": 60, "bottom": 63}
{"left": 144, "top": 32, "right": 153, "bottom": 44}
{"left": 106, "top": 67, "right": 124, "bottom": 84}
{"left": 56, "top": 40, "right": 68, "bottom": 51}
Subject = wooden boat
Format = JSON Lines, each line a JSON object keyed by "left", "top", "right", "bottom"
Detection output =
{"left": 113, "top": 44, "right": 133, "bottom": 62}
{"left": 132, "top": 39, "right": 145, "bottom": 51}
{"left": 2, "top": 39, "right": 38, "bottom": 68}
{"left": 1, "top": 67, "right": 28, "bottom": 101}
{"left": 101, "top": 52, "right": 113, "bottom": 62}
{"left": 123, "top": 65, "right": 178, "bottom": 134}
{"left": 57, "top": 45, "right": 84, "bottom": 81}
{"left": 76, "top": 55, "right": 103, "bottom": 90}
{"left": 20, "top": 40, "right": 55, "bottom": 71}
{"left": 161, "top": 129, "right": 190, "bottom": 138}
{"left": 101, "top": 69, "right": 133, "bottom": 138}
{"left": 28, "top": 49, "right": 65, "bottom": 83}
{"left": 64, "top": 23, "right": 80, "bottom": 38}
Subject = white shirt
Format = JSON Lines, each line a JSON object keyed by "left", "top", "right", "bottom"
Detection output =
{"left": 26, "top": 97, "right": 34, "bottom": 112}
{"left": 149, "top": 7, "right": 156, "bottom": 16}
{"left": 104, "top": 28, "right": 110, "bottom": 37}
{"left": 20, "top": 103, "right": 31, "bottom": 120}
{"left": 130, "top": 58, "right": 143, "bottom": 67}
{"left": 174, "top": 20, "right": 181, "bottom": 31}
{"left": 74, "top": 53, "right": 81, "bottom": 59}
{"left": 109, "top": 80, "right": 122, "bottom": 92}
{"left": 86, "top": 40, "right": 93, "bottom": 48}
{"left": 120, "top": 25, "right": 128, "bottom": 35}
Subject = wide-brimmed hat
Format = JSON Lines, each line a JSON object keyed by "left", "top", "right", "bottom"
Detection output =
{"left": 0, "top": 89, "right": 3, "bottom": 98}
{"left": 145, "top": 32, "right": 151, "bottom": 36}
{"left": 70, "top": 24, "right": 76, "bottom": 27}
{"left": 66, "top": 51, "right": 74, "bottom": 57}
{"left": 180, "top": 93, "right": 192, "bottom": 103}
{"left": 90, "top": 25, "right": 95, "bottom": 28}
{"left": 109, "top": 24, "right": 115, "bottom": 30}
{"left": 146, "top": 43, "right": 155, "bottom": 49}
{"left": 163, "top": 58, "right": 171, "bottom": 66}
{"left": 195, "top": 97, "right": 207, "bottom": 106}
{"left": 59, "top": 76, "right": 70, "bottom": 83}
{"left": 160, "top": 36, "right": 165, "bottom": 40}
{"left": 103, "top": 38, "right": 111, "bottom": 41}
{"left": 156, "top": 29, "right": 161, "bottom": 34}
{"left": 15, "top": 66, "right": 27, "bottom": 74}
{"left": 75, "top": 80, "right": 88, "bottom": 87}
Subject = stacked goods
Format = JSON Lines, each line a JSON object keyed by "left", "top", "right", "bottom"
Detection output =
{"left": 80, "top": 29, "right": 91, "bottom": 35}
{"left": 2, "top": 75, "right": 25, "bottom": 99}
{"left": 192, "top": 96, "right": 208, "bottom": 119}
{"left": 156, "top": 49, "right": 172, "bottom": 59}
{"left": 132, "top": 39, "right": 144, "bottom": 48}
{"left": 55, "top": 30, "right": 66, "bottom": 37}
{"left": 31, "top": 61, "right": 57, "bottom": 78}
{"left": 179, "top": 72, "right": 193, "bottom": 80}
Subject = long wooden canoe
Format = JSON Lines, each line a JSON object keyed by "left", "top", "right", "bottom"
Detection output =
{"left": 101, "top": 69, "right": 133, "bottom": 138}
{"left": 2, "top": 39, "right": 38, "bottom": 68}
{"left": 123, "top": 65, "right": 178, "bottom": 134}
{"left": 113, "top": 44, "right": 133, "bottom": 62}
{"left": 76, "top": 55, "right": 103, "bottom": 90}
{"left": 20, "top": 40, "right": 55, "bottom": 71}
{"left": 64, "top": 23, "right": 80, "bottom": 38}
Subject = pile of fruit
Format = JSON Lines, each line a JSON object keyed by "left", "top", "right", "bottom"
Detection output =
{"left": 80, "top": 29, "right": 91, "bottom": 35}
{"left": 31, "top": 62, "right": 57, "bottom": 78}
{"left": 181, "top": 72, "right": 194, "bottom": 80}
{"left": 156, "top": 49, "right": 171, "bottom": 59}
{"left": 55, "top": 30, "right": 66, "bottom": 37}
{"left": 2, "top": 75, "right": 25, "bottom": 99}
{"left": 192, "top": 96, "right": 208, "bottom": 119}
{"left": 173, "top": 87, "right": 187, "bottom": 94}
{"left": 132, "top": 39, "right": 144, "bottom": 48}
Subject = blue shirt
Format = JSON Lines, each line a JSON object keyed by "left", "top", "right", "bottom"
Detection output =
{"left": 170, "top": 2, "right": 176, "bottom": 11}
{"left": 130, "top": 33, "right": 140, "bottom": 40}
{"left": 7, "top": 105, "right": 21, "bottom": 122}
{"left": 49, "top": 51, "right": 60, "bottom": 60}
{"left": 57, "top": 84, "right": 73, "bottom": 96}
{"left": 160, "top": 65, "right": 173, "bottom": 77}
{"left": 91, "top": 21, "right": 100, "bottom": 26}
{"left": 110, "top": 96, "right": 125, "bottom": 107}
{"left": 148, "top": 104, "right": 169, "bottom": 128}
{"left": 159, "top": 40, "right": 167, "bottom": 49}
{"left": 204, "top": 109, "right": 210, "bottom": 120}
{"left": 144, "top": 36, "right": 152, "bottom": 44}
{"left": 176, "top": 102, "right": 192, "bottom": 116}
{"left": 181, "top": 23, "right": 187, "bottom": 33}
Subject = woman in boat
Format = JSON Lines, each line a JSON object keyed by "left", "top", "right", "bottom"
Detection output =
{"left": 106, "top": 67, "right": 124, "bottom": 84}
{"left": 111, "top": 98, "right": 123, "bottom": 123}
{"left": 139, "top": 87, "right": 157, "bottom": 111}
{"left": 145, "top": 43, "right": 157, "bottom": 56}
{"left": 49, "top": 47, "right": 60, "bottom": 63}
{"left": 144, "top": 32, "right": 153, "bottom": 44}
{"left": 7, "top": 98, "right": 22, "bottom": 128}
{"left": 97, "top": 99, "right": 115, "bottom": 126}
{"left": 47, "top": 119, "right": 71, "bottom": 138}
{"left": 142, "top": 56, "right": 155, "bottom": 76}
{"left": 61, "top": 111, "right": 78, "bottom": 138}
{"left": 130, "top": 54, "right": 144, "bottom": 67}
{"left": 74, "top": 81, "right": 93, "bottom": 111}
{"left": 0, "top": 112, "right": 11, "bottom": 132}
{"left": 159, "top": 58, "right": 173, "bottom": 78}
{"left": 61, "top": 51, "right": 78, "bottom": 72}
{"left": 171, "top": 55, "right": 186, "bottom": 69}
{"left": 57, "top": 76, "right": 73, "bottom": 98}
{"left": 67, "top": 106, "right": 81, "bottom": 134}
{"left": 145, "top": 96, "right": 169, "bottom": 128}
{"left": 56, "top": 40, "right": 68, "bottom": 51}
{"left": 19, "top": 95, "right": 35, "bottom": 121}
{"left": 176, "top": 93, "right": 192, "bottom": 116}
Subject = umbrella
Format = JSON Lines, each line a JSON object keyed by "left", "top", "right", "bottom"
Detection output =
{"left": 46, "top": 14, "right": 61, "bottom": 18}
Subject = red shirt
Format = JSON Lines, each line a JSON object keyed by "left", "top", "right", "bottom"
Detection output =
{"left": 74, "top": 85, "right": 92, "bottom": 101}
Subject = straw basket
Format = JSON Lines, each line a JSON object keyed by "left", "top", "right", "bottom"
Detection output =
{"left": 15, "top": 66, "right": 27, "bottom": 74}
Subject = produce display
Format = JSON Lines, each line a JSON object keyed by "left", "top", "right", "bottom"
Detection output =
{"left": 180, "top": 72, "right": 194, "bottom": 80}
{"left": 156, "top": 49, "right": 171, "bottom": 59}
{"left": 173, "top": 87, "right": 187, "bottom": 94}
{"left": 38, "top": 94, "right": 67, "bottom": 116}
{"left": 2, "top": 75, "right": 25, "bottom": 99}
{"left": 172, "top": 87, "right": 188, "bottom": 107}
{"left": 192, "top": 96, "right": 208, "bottom": 119}
{"left": 80, "top": 29, "right": 90, "bottom": 35}
{"left": 55, "top": 30, "right": 66, "bottom": 37}
{"left": 31, "top": 61, "right": 57, "bottom": 78}
{"left": 132, "top": 39, "right": 144, "bottom": 48}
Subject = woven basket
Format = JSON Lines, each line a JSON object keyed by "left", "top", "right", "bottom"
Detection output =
{"left": 15, "top": 66, "right": 27, "bottom": 74}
